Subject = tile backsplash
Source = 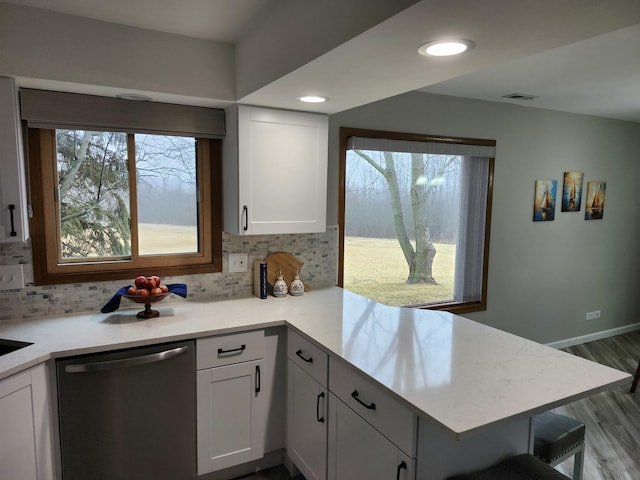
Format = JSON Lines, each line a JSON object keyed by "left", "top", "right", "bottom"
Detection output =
{"left": 0, "top": 226, "right": 338, "bottom": 321}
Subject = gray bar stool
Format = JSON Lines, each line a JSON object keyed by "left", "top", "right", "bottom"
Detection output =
{"left": 533, "top": 412, "right": 585, "bottom": 480}
{"left": 447, "top": 453, "right": 570, "bottom": 479}
{"left": 631, "top": 359, "right": 640, "bottom": 393}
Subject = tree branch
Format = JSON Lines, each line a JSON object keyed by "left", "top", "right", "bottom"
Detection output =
{"left": 58, "top": 131, "right": 93, "bottom": 199}
{"left": 352, "top": 150, "right": 386, "bottom": 177}
{"left": 60, "top": 202, "right": 101, "bottom": 223}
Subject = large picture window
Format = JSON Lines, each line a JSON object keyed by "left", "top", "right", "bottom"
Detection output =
{"left": 339, "top": 127, "right": 495, "bottom": 313}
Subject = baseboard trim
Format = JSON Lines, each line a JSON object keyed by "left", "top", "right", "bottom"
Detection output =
{"left": 546, "top": 323, "right": 640, "bottom": 349}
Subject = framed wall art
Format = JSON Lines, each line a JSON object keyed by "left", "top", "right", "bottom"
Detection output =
{"left": 561, "top": 171, "right": 583, "bottom": 212}
{"left": 533, "top": 179, "right": 557, "bottom": 222}
{"left": 585, "top": 181, "right": 606, "bottom": 220}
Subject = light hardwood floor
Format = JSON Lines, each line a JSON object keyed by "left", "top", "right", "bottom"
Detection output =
{"left": 554, "top": 331, "right": 640, "bottom": 480}
{"left": 239, "top": 331, "right": 640, "bottom": 480}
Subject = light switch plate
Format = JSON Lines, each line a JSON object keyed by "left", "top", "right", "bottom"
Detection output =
{"left": 0, "top": 264, "right": 25, "bottom": 290}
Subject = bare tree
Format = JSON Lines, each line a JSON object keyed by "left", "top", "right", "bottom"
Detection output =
{"left": 351, "top": 150, "right": 457, "bottom": 284}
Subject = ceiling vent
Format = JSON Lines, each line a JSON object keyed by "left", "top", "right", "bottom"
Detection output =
{"left": 502, "top": 93, "right": 539, "bottom": 101}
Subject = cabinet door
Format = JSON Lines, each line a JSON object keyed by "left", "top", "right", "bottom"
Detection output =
{"left": 0, "top": 365, "right": 53, "bottom": 480}
{"left": 237, "top": 106, "right": 328, "bottom": 235}
{"left": 287, "top": 361, "right": 327, "bottom": 480}
{"left": 197, "top": 359, "right": 265, "bottom": 474}
{"left": 0, "top": 76, "right": 29, "bottom": 243}
{"left": 328, "top": 394, "right": 413, "bottom": 480}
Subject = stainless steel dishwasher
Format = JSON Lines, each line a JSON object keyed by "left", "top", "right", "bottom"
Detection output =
{"left": 56, "top": 340, "right": 196, "bottom": 480}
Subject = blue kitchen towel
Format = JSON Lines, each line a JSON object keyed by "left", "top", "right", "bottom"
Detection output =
{"left": 100, "top": 283, "right": 188, "bottom": 313}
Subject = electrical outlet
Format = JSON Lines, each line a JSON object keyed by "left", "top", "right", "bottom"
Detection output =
{"left": 585, "top": 310, "right": 601, "bottom": 321}
{"left": 228, "top": 253, "right": 248, "bottom": 273}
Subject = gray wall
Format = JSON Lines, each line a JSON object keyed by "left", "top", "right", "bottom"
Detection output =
{"left": 0, "top": 3, "right": 234, "bottom": 102}
{"left": 329, "top": 91, "right": 640, "bottom": 344}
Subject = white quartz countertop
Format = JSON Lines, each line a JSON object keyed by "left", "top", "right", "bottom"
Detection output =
{"left": 0, "top": 287, "right": 630, "bottom": 439}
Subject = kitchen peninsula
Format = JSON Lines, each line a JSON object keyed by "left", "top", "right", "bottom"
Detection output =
{"left": 0, "top": 287, "right": 630, "bottom": 480}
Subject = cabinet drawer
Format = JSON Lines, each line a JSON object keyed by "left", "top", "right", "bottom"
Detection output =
{"left": 197, "top": 330, "right": 264, "bottom": 369}
{"left": 287, "top": 329, "right": 328, "bottom": 386}
{"left": 329, "top": 357, "right": 417, "bottom": 456}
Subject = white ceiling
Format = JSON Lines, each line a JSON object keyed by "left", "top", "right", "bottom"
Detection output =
{"left": 420, "top": 23, "right": 640, "bottom": 123}
{"left": 4, "top": 0, "right": 640, "bottom": 122}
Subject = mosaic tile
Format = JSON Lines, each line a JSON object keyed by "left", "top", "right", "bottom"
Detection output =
{"left": 0, "top": 227, "right": 338, "bottom": 321}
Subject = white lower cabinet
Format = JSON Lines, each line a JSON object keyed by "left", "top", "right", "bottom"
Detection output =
{"left": 328, "top": 394, "right": 413, "bottom": 480}
{"left": 0, "top": 364, "right": 54, "bottom": 480}
{"left": 196, "top": 330, "right": 266, "bottom": 475}
{"left": 287, "top": 362, "right": 327, "bottom": 480}
{"left": 286, "top": 331, "right": 418, "bottom": 480}
{"left": 286, "top": 329, "right": 329, "bottom": 480}
{"left": 327, "top": 357, "right": 417, "bottom": 480}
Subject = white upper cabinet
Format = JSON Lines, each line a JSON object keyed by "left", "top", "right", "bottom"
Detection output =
{"left": 0, "top": 77, "right": 29, "bottom": 243}
{"left": 223, "top": 105, "right": 328, "bottom": 235}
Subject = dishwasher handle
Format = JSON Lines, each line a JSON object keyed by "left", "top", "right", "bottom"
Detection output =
{"left": 65, "top": 345, "right": 189, "bottom": 373}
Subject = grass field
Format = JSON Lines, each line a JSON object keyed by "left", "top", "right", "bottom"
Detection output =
{"left": 138, "top": 223, "right": 197, "bottom": 254}
{"left": 344, "top": 236, "right": 455, "bottom": 306}
{"left": 137, "top": 226, "right": 454, "bottom": 306}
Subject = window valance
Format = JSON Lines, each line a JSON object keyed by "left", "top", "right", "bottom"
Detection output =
{"left": 347, "top": 135, "right": 496, "bottom": 157}
{"left": 20, "top": 89, "right": 225, "bottom": 138}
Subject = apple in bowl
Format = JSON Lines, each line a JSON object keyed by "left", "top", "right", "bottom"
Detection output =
{"left": 126, "top": 276, "right": 169, "bottom": 299}
{"left": 122, "top": 275, "right": 171, "bottom": 319}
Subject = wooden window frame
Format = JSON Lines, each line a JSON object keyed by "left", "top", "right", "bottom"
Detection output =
{"left": 27, "top": 127, "right": 223, "bottom": 285}
{"left": 338, "top": 127, "right": 494, "bottom": 314}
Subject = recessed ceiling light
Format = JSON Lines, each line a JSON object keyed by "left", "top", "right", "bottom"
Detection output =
{"left": 417, "top": 39, "right": 476, "bottom": 57}
{"left": 298, "top": 95, "right": 328, "bottom": 103}
{"left": 115, "top": 93, "right": 152, "bottom": 101}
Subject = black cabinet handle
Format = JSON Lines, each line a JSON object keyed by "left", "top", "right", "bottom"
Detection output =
{"left": 242, "top": 205, "right": 248, "bottom": 231}
{"left": 397, "top": 461, "right": 407, "bottom": 480}
{"left": 296, "top": 349, "right": 313, "bottom": 363}
{"left": 217, "top": 344, "right": 246, "bottom": 355}
{"left": 9, "top": 204, "right": 17, "bottom": 237}
{"left": 316, "top": 392, "right": 325, "bottom": 423}
{"left": 351, "top": 390, "right": 376, "bottom": 410}
{"left": 255, "top": 365, "right": 261, "bottom": 393}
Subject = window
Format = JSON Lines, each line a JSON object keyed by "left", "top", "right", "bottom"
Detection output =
{"left": 339, "top": 127, "right": 495, "bottom": 313}
{"left": 22, "top": 90, "right": 224, "bottom": 286}
{"left": 55, "top": 130, "right": 200, "bottom": 259}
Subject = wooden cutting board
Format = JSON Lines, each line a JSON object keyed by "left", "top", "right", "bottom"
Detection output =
{"left": 265, "top": 252, "right": 310, "bottom": 292}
